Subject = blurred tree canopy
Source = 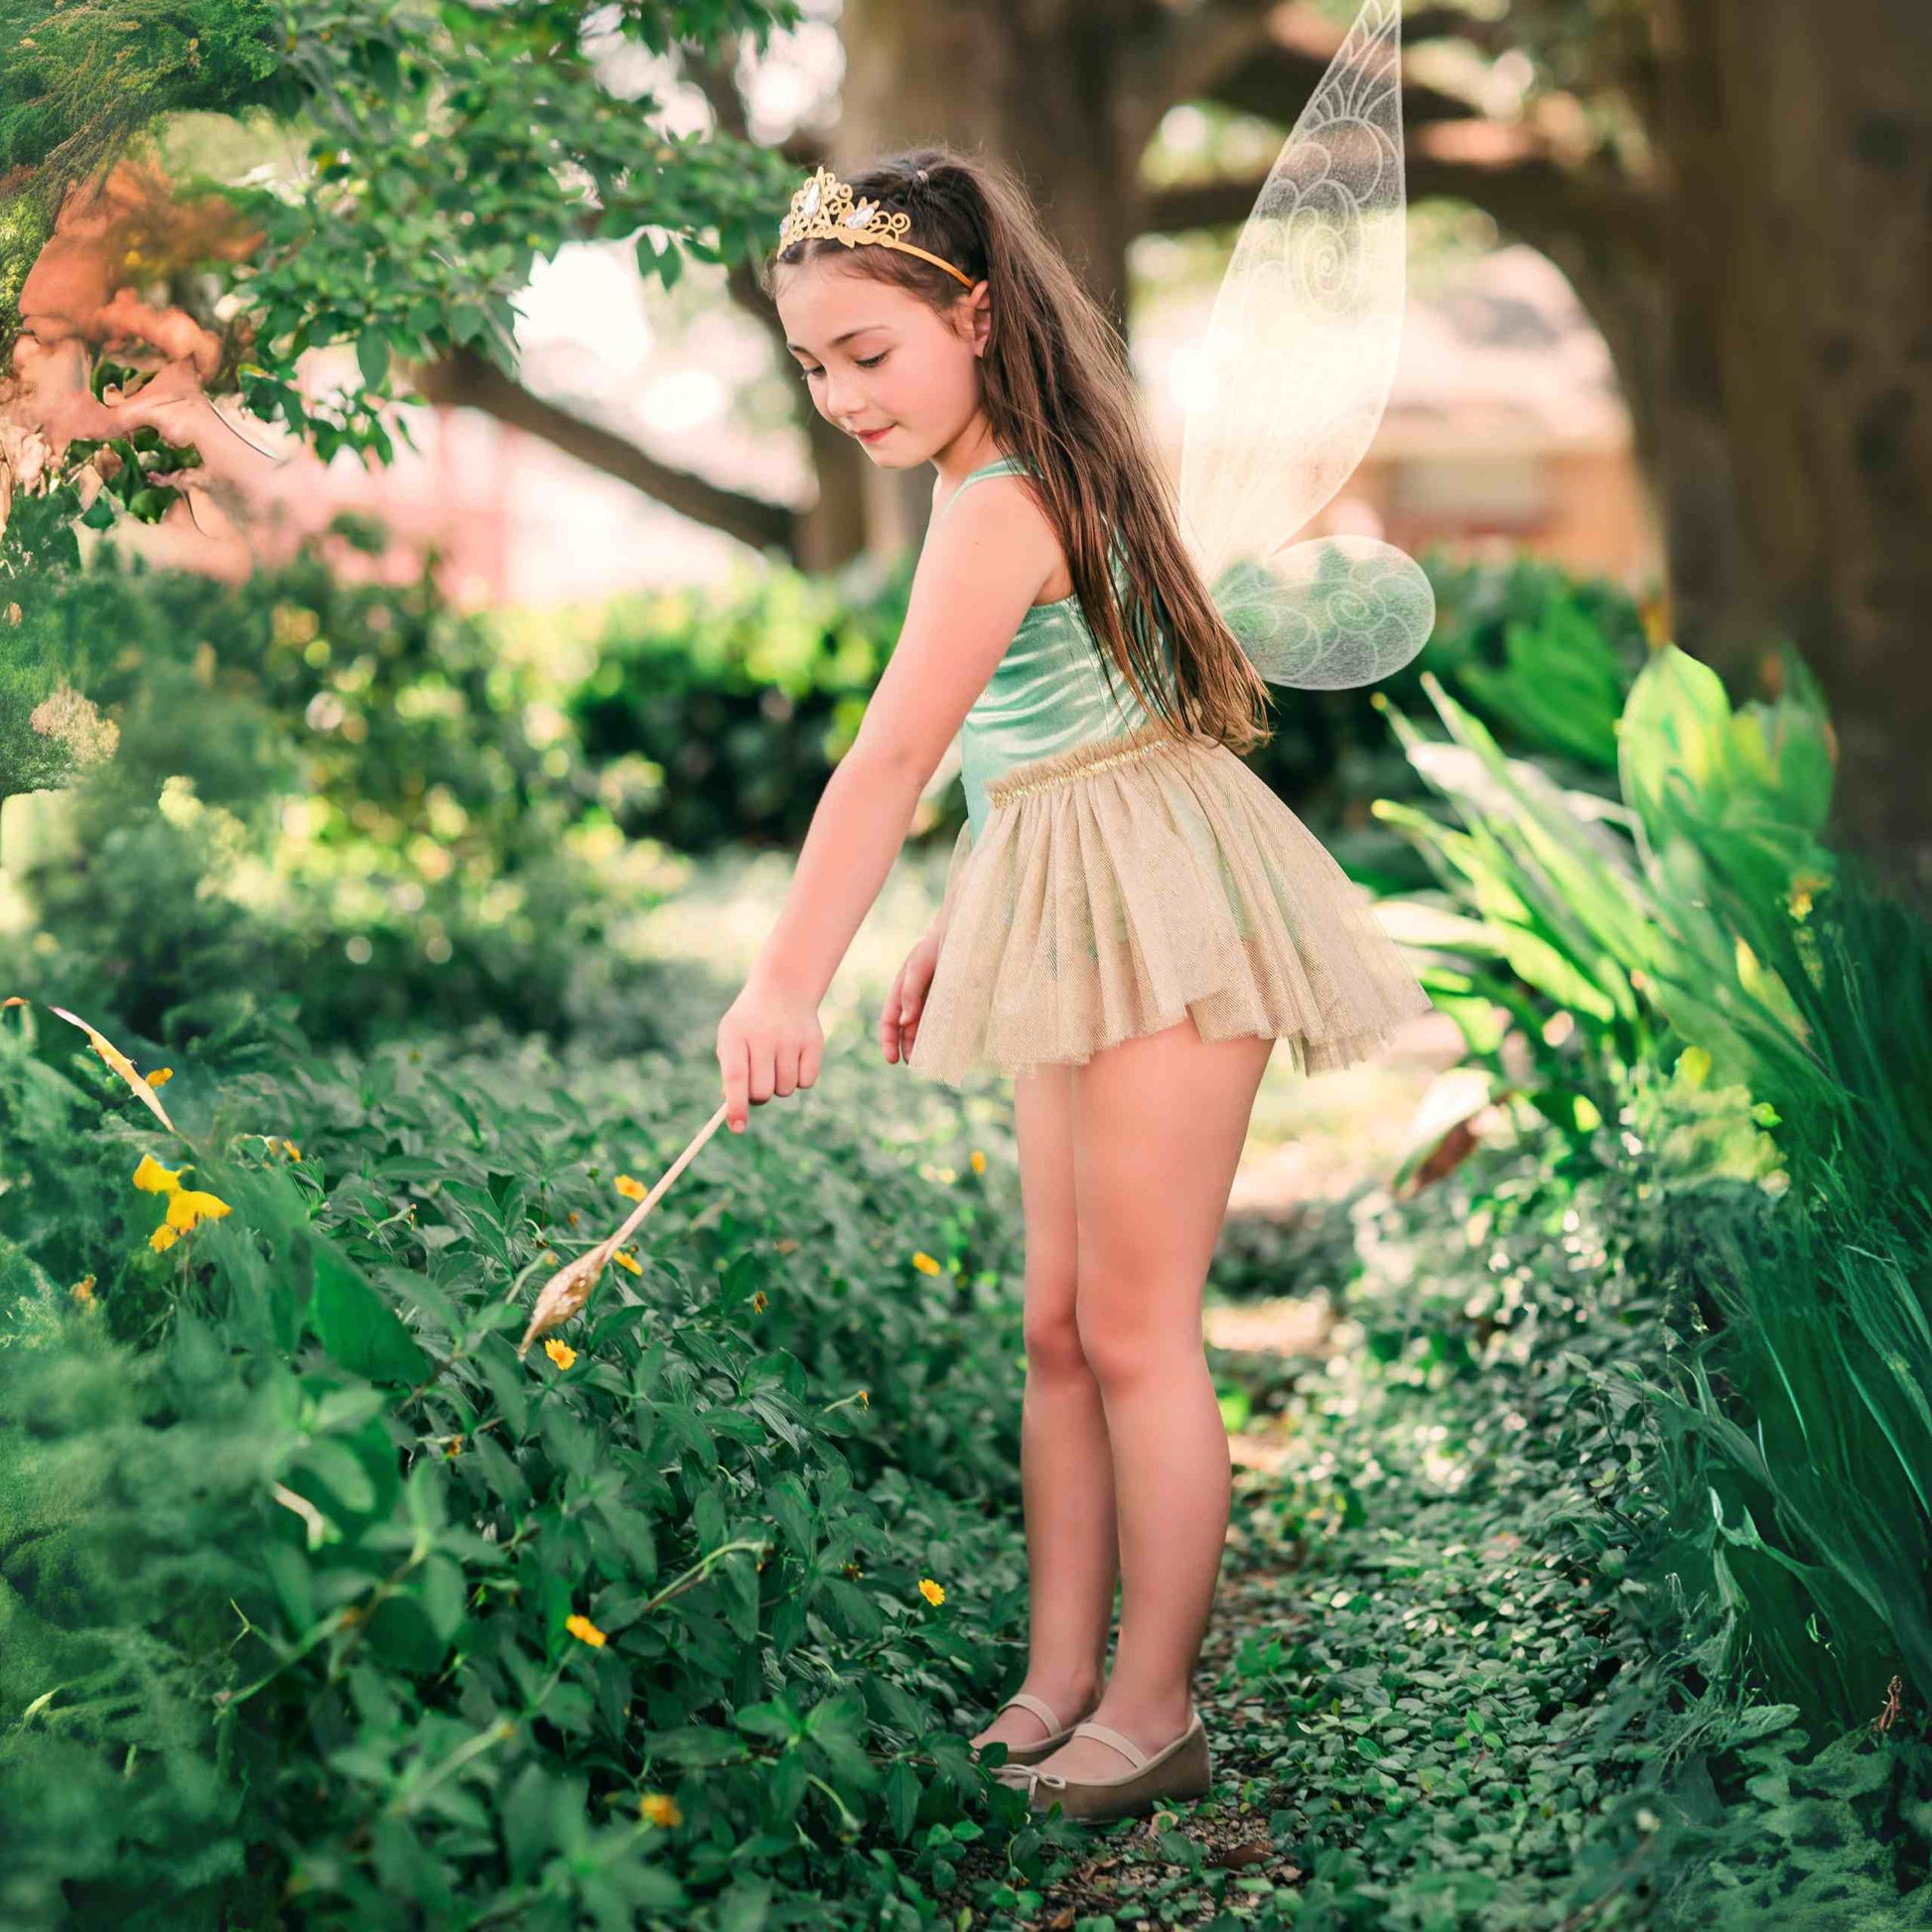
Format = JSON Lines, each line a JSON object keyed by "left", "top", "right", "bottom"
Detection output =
{"left": 424, "top": 0, "right": 1932, "bottom": 860}
{"left": 2, "top": 0, "right": 1925, "bottom": 860}
{"left": 0, "top": 0, "right": 801, "bottom": 573}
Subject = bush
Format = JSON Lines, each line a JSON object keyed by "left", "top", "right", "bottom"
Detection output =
{"left": 0, "top": 1012, "right": 1035, "bottom": 1927}
{"left": 562, "top": 558, "right": 913, "bottom": 855}
{"left": 2, "top": 544, "right": 646, "bottom": 1058}
{"left": 1377, "top": 633, "right": 1932, "bottom": 1731}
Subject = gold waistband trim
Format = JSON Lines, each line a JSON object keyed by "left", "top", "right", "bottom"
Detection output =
{"left": 985, "top": 719, "right": 1200, "bottom": 808}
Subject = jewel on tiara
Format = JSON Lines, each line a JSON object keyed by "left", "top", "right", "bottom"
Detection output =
{"left": 776, "top": 164, "right": 974, "bottom": 287}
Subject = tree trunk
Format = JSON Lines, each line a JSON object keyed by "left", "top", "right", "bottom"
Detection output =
{"left": 833, "top": 0, "right": 1140, "bottom": 546}
{"left": 1656, "top": 0, "right": 1932, "bottom": 877}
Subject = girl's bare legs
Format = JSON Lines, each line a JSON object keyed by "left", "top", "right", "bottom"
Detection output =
{"left": 1030, "top": 1016, "right": 1274, "bottom": 1781}
{"left": 969, "top": 1060, "right": 1120, "bottom": 1754}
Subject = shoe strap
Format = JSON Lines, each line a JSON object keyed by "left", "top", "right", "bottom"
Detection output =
{"left": 1070, "top": 1720, "right": 1149, "bottom": 1767}
{"left": 998, "top": 1691, "right": 1063, "bottom": 1732}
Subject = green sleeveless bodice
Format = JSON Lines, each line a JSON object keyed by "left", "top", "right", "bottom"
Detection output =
{"left": 941, "top": 455, "right": 1175, "bottom": 840}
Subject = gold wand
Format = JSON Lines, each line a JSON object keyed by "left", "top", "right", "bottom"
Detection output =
{"left": 517, "top": 1100, "right": 733, "bottom": 1359}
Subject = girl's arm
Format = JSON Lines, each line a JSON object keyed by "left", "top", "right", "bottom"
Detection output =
{"left": 716, "top": 477, "right": 1060, "bottom": 1128}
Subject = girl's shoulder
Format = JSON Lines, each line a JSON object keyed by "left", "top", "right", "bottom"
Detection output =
{"left": 932, "top": 454, "right": 1074, "bottom": 609}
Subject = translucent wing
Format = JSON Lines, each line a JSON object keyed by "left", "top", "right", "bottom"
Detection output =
{"left": 1175, "top": 0, "right": 1435, "bottom": 689}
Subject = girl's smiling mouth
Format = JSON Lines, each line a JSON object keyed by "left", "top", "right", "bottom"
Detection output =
{"left": 855, "top": 425, "right": 894, "bottom": 444}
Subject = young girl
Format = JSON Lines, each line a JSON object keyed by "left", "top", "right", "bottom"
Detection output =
{"left": 715, "top": 147, "right": 1434, "bottom": 1822}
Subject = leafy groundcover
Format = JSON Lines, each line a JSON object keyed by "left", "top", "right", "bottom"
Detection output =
{"left": 0, "top": 1016, "right": 1041, "bottom": 1928}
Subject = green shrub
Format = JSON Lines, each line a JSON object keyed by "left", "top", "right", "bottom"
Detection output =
{"left": 562, "top": 558, "right": 913, "bottom": 854}
{"left": 1377, "top": 638, "right": 1932, "bottom": 1730}
{"left": 1, "top": 544, "right": 648, "bottom": 1058}
{"left": 0, "top": 1010, "right": 1034, "bottom": 1927}
{"left": 559, "top": 544, "right": 1651, "bottom": 878}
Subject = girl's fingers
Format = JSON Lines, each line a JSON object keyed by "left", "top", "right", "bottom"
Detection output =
{"left": 719, "top": 1030, "right": 750, "bottom": 1132}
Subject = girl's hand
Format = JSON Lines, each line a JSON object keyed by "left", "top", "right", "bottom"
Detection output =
{"left": 717, "top": 978, "right": 824, "bottom": 1133}
{"left": 881, "top": 920, "right": 945, "bottom": 1066}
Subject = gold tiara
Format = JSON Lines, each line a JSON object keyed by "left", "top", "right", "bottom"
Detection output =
{"left": 776, "top": 164, "right": 974, "bottom": 287}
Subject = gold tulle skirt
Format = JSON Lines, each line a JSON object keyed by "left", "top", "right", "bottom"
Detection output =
{"left": 907, "top": 718, "right": 1435, "bottom": 1088}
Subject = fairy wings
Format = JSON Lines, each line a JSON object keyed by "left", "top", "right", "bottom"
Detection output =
{"left": 1175, "top": 0, "right": 1435, "bottom": 691}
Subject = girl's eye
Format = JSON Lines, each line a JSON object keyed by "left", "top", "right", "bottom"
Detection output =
{"left": 797, "top": 352, "right": 886, "bottom": 379}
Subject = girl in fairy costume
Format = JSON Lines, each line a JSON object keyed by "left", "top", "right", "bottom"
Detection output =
{"left": 716, "top": 0, "right": 1434, "bottom": 1822}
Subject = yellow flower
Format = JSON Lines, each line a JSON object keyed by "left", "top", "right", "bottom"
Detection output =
{"left": 70, "top": 1276, "right": 96, "bottom": 1304}
{"left": 615, "top": 1173, "right": 648, "bottom": 1200}
{"left": 751, "top": 1289, "right": 767, "bottom": 1313}
{"left": 165, "top": 1187, "right": 232, "bottom": 1233}
{"left": 614, "top": 1248, "right": 642, "bottom": 1276}
{"left": 133, "top": 1153, "right": 187, "bottom": 1194}
{"left": 150, "top": 1224, "right": 181, "bottom": 1253}
{"left": 566, "top": 1612, "right": 607, "bottom": 1648}
{"left": 918, "top": 1578, "right": 945, "bottom": 1606}
{"left": 146, "top": 1067, "right": 174, "bottom": 1088}
{"left": 640, "top": 1792, "right": 683, "bottom": 1828}
{"left": 857, "top": 1389, "right": 869, "bottom": 1408}
{"left": 910, "top": 1251, "right": 941, "bottom": 1275}
{"left": 1788, "top": 871, "right": 1828, "bottom": 922}
{"left": 446, "top": 1434, "right": 464, "bottom": 1458}
{"left": 544, "top": 1337, "right": 578, "bottom": 1371}
{"left": 970, "top": 1149, "right": 986, "bottom": 1173}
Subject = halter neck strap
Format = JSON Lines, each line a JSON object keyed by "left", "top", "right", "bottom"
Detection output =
{"left": 937, "top": 453, "right": 1028, "bottom": 522}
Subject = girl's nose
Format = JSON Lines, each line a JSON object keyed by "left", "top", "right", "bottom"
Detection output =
{"left": 820, "top": 369, "right": 862, "bottom": 421}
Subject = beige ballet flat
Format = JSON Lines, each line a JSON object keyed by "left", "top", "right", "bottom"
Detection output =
{"left": 967, "top": 1690, "right": 1089, "bottom": 1768}
{"left": 994, "top": 1711, "right": 1212, "bottom": 1822}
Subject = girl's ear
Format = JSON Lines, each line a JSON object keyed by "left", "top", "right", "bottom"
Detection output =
{"left": 967, "top": 279, "right": 993, "bottom": 356}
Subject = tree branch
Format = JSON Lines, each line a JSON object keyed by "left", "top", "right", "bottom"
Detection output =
{"left": 1207, "top": 29, "right": 1491, "bottom": 129}
{"left": 1119, "top": 0, "right": 1488, "bottom": 156}
{"left": 1143, "top": 129, "right": 1658, "bottom": 264}
{"left": 414, "top": 347, "right": 797, "bottom": 557}
{"left": 1403, "top": 6, "right": 1518, "bottom": 57}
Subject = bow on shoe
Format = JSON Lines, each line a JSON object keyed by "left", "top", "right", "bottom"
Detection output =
{"left": 992, "top": 1762, "right": 1066, "bottom": 1800}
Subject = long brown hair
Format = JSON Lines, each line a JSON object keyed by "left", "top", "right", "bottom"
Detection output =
{"left": 762, "top": 146, "right": 1274, "bottom": 756}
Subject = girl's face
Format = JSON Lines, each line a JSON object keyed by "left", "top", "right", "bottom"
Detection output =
{"left": 776, "top": 258, "right": 991, "bottom": 470}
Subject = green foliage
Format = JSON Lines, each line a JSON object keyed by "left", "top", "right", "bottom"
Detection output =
{"left": 1374, "top": 635, "right": 1932, "bottom": 1732}
{"left": 1195, "top": 1117, "right": 1932, "bottom": 1929}
{"left": 0, "top": 624, "right": 88, "bottom": 800}
{"left": 222, "top": 0, "right": 803, "bottom": 462}
{"left": 5, "top": 546, "right": 1927, "bottom": 1920}
{"left": 1419, "top": 551, "right": 1652, "bottom": 773}
{"left": 0, "top": 0, "right": 285, "bottom": 337}
{"left": 0, "top": 544, "right": 631, "bottom": 1055}
{"left": 1, "top": 0, "right": 801, "bottom": 545}
{"left": 0, "top": 1012, "right": 1033, "bottom": 1925}
{"left": 553, "top": 544, "right": 1652, "bottom": 867}
{"left": 565, "top": 561, "right": 916, "bottom": 853}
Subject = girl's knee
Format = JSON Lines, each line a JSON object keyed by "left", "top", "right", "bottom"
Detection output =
{"left": 1074, "top": 1292, "right": 1191, "bottom": 1392}
{"left": 1022, "top": 1270, "right": 1088, "bottom": 1375}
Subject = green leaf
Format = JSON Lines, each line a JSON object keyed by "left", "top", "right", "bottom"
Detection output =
{"left": 308, "top": 1236, "right": 427, "bottom": 1385}
{"left": 885, "top": 1760, "right": 920, "bottom": 1840}
{"left": 292, "top": 1437, "right": 376, "bottom": 1515}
